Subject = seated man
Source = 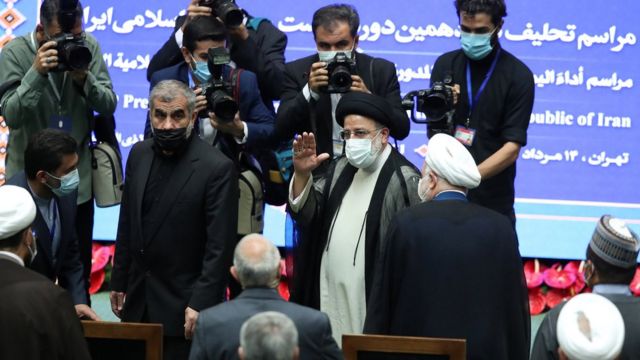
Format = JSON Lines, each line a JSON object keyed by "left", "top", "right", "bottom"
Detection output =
{"left": 532, "top": 215, "right": 640, "bottom": 359}
{"left": 147, "top": 0, "right": 286, "bottom": 112}
{"left": 147, "top": 15, "right": 275, "bottom": 155}
{"left": 189, "top": 234, "right": 342, "bottom": 360}
{"left": 0, "top": 185, "right": 90, "bottom": 360}
{"left": 556, "top": 293, "right": 625, "bottom": 360}
{"left": 364, "top": 133, "right": 530, "bottom": 359}
{"left": 276, "top": 4, "right": 409, "bottom": 161}
{"left": 6, "top": 129, "right": 98, "bottom": 320}
{"left": 239, "top": 312, "right": 299, "bottom": 360}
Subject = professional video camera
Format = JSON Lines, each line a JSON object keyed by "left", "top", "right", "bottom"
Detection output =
{"left": 52, "top": 0, "right": 92, "bottom": 72}
{"left": 199, "top": 0, "right": 244, "bottom": 27}
{"left": 402, "top": 74, "right": 455, "bottom": 138}
{"left": 201, "top": 47, "right": 239, "bottom": 122}
{"left": 323, "top": 52, "right": 357, "bottom": 94}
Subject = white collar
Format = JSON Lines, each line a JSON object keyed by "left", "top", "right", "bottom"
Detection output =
{"left": 0, "top": 251, "right": 25, "bottom": 267}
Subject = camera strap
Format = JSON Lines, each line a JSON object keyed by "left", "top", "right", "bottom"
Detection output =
{"left": 465, "top": 48, "right": 501, "bottom": 128}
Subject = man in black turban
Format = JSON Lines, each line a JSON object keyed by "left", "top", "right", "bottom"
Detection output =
{"left": 286, "top": 92, "right": 421, "bottom": 346}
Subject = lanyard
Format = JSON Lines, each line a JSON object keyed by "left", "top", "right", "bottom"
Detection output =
{"left": 465, "top": 48, "right": 501, "bottom": 128}
{"left": 49, "top": 199, "right": 58, "bottom": 241}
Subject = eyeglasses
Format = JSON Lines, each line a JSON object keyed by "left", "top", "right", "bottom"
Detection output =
{"left": 339, "top": 128, "right": 383, "bottom": 140}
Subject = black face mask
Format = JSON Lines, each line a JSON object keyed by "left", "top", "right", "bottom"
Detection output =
{"left": 152, "top": 127, "right": 190, "bottom": 154}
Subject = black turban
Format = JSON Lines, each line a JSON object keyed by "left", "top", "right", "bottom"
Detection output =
{"left": 335, "top": 92, "right": 404, "bottom": 138}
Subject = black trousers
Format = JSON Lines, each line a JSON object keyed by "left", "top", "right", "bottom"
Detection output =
{"left": 76, "top": 198, "right": 94, "bottom": 305}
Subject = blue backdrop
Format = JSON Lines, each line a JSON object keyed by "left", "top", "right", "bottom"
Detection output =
{"left": 2, "top": 0, "right": 638, "bottom": 258}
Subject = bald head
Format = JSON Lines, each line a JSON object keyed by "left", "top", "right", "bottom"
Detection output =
{"left": 233, "top": 234, "right": 281, "bottom": 289}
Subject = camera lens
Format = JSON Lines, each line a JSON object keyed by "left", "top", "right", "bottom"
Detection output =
{"left": 211, "top": 90, "right": 239, "bottom": 122}
{"left": 328, "top": 66, "right": 353, "bottom": 93}
{"left": 66, "top": 44, "right": 92, "bottom": 70}
{"left": 422, "top": 93, "right": 450, "bottom": 121}
{"left": 217, "top": 2, "right": 243, "bottom": 27}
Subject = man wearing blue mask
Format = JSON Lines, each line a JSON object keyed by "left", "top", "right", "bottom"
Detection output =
{"left": 287, "top": 91, "right": 421, "bottom": 346}
{"left": 276, "top": 4, "right": 409, "bottom": 167}
{"left": 6, "top": 129, "right": 99, "bottom": 321}
{"left": 146, "top": 15, "right": 274, "bottom": 153}
{"left": 430, "top": 0, "right": 535, "bottom": 226}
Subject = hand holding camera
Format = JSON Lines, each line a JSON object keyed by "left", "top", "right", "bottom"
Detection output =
{"left": 350, "top": 75, "right": 370, "bottom": 94}
{"left": 181, "top": 0, "right": 213, "bottom": 31}
{"left": 34, "top": 41, "right": 59, "bottom": 75}
{"left": 199, "top": 0, "right": 244, "bottom": 28}
{"left": 209, "top": 111, "right": 244, "bottom": 138}
{"left": 193, "top": 87, "right": 208, "bottom": 115}
{"left": 308, "top": 62, "right": 329, "bottom": 93}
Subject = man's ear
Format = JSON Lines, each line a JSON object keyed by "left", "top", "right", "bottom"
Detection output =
{"left": 353, "top": 35, "right": 359, "bottom": 50}
{"left": 181, "top": 46, "right": 192, "bottom": 66}
{"left": 230, "top": 266, "right": 239, "bottom": 282}
{"left": 238, "top": 346, "right": 244, "bottom": 360}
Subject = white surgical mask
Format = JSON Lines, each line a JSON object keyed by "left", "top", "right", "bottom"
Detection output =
{"left": 318, "top": 48, "right": 353, "bottom": 62}
{"left": 418, "top": 176, "right": 431, "bottom": 202}
{"left": 345, "top": 131, "right": 382, "bottom": 169}
{"left": 27, "top": 232, "right": 38, "bottom": 264}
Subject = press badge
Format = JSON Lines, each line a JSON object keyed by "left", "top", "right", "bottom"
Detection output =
{"left": 49, "top": 114, "right": 72, "bottom": 132}
{"left": 454, "top": 125, "right": 476, "bottom": 146}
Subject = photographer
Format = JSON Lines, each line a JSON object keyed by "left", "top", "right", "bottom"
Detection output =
{"left": 147, "top": 0, "right": 286, "bottom": 113}
{"left": 146, "top": 16, "right": 274, "bottom": 151}
{"left": 0, "top": 0, "right": 117, "bottom": 301}
{"left": 275, "top": 4, "right": 410, "bottom": 162}
{"left": 430, "top": 0, "right": 534, "bottom": 225}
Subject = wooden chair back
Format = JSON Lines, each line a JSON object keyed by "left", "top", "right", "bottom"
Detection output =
{"left": 342, "top": 334, "right": 466, "bottom": 360}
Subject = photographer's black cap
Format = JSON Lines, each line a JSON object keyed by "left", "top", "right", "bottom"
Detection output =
{"left": 336, "top": 92, "right": 402, "bottom": 138}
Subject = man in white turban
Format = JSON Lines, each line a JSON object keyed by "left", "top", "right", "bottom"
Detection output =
{"left": 532, "top": 215, "right": 640, "bottom": 359}
{"left": 0, "top": 185, "right": 90, "bottom": 359}
{"left": 556, "top": 293, "right": 625, "bottom": 360}
{"left": 364, "top": 133, "right": 530, "bottom": 360}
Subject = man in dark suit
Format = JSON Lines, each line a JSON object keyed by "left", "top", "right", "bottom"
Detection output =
{"left": 111, "top": 80, "right": 239, "bottom": 359}
{"left": 276, "top": 4, "right": 410, "bottom": 159}
{"left": 532, "top": 215, "right": 640, "bottom": 360}
{"left": 189, "top": 234, "right": 342, "bottom": 360}
{"left": 6, "top": 129, "right": 98, "bottom": 320}
{"left": 364, "top": 133, "right": 530, "bottom": 360}
{"left": 0, "top": 185, "right": 90, "bottom": 360}
{"left": 146, "top": 0, "right": 286, "bottom": 113}
{"left": 146, "top": 15, "right": 275, "bottom": 151}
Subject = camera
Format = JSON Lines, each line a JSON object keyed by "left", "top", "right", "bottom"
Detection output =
{"left": 201, "top": 47, "right": 239, "bottom": 122}
{"left": 50, "top": 33, "right": 92, "bottom": 72}
{"left": 324, "top": 52, "right": 357, "bottom": 94}
{"left": 199, "top": 0, "right": 244, "bottom": 28}
{"left": 51, "top": 0, "right": 92, "bottom": 72}
{"left": 402, "top": 74, "right": 455, "bottom": 138}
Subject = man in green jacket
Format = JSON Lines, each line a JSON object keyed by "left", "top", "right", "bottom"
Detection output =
{"left": 0, "top": 0, "right": 117, "bottom": 301}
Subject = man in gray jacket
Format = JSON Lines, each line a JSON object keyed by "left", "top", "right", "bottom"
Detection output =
{"left": 189, "top": 234, "right": 342, "bottom": 360}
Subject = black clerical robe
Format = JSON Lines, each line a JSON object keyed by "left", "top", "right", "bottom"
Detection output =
{"left": 288, "top": 148, "right": 421, "bottom": 309}
{"left": 364, "top": 192, "right": 530, "bottom": 360}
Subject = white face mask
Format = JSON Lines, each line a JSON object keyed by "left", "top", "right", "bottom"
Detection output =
{"left": 345, "top": 131, "right": 382, "bottom": 169}
{"left": 318, "top": 48, "right": 354, "bottom": 62}
{"left": 418, "top": 176, "right": 432, "bottom": 202}
{"left": 27, "top": 232, "right": 38, "bottom": 264}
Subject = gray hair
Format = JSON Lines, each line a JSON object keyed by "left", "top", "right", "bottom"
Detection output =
{"left": 240, "top": 312, "right": 298, "bottom": 360}
{"left": 149, "top": 80, "right": 197, "bottom": 118}
{"left": 234, "top": 234, "right": 281, "bottom": 288}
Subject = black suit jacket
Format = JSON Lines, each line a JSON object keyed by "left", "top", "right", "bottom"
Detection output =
{"left": 6, "top": 172, "right": 86, "bottom": 305}
{"left": 189, "top": 287, "right": 342, "bottom": 360}
{"left": 276, "top": 52, "right": 410, "bottom": 156}
{"left": 146, "top": 13, "right": 287, "bottom": 111}
{"left": 0, "top": 257, "right": 90, "bottom": 360}
{"left": 111, "top": 136, "right": 239, "bottom": 337}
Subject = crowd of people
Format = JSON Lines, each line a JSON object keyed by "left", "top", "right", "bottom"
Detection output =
{"left": 0, "top": 0, "right": 637, "bottom": 359}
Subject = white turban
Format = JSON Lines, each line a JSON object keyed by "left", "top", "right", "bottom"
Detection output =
{"left": 557, "top": 293, "right": 625, "bottom": 360}
{"left": 0, "top": 185, "right": 37, "bottom": 240}
{"left": 424, "top": 134, "right": 481, "bottom": 189}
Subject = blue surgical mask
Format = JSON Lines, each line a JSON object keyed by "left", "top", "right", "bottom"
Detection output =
{"left": 460, "top": 30, "right": 494, "bottom": 60}
{"left": 46, "top": 168, "right": 80, "bottom": 197}
{"left": 191, "top": 56, "right": 211, "bottom": 83}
